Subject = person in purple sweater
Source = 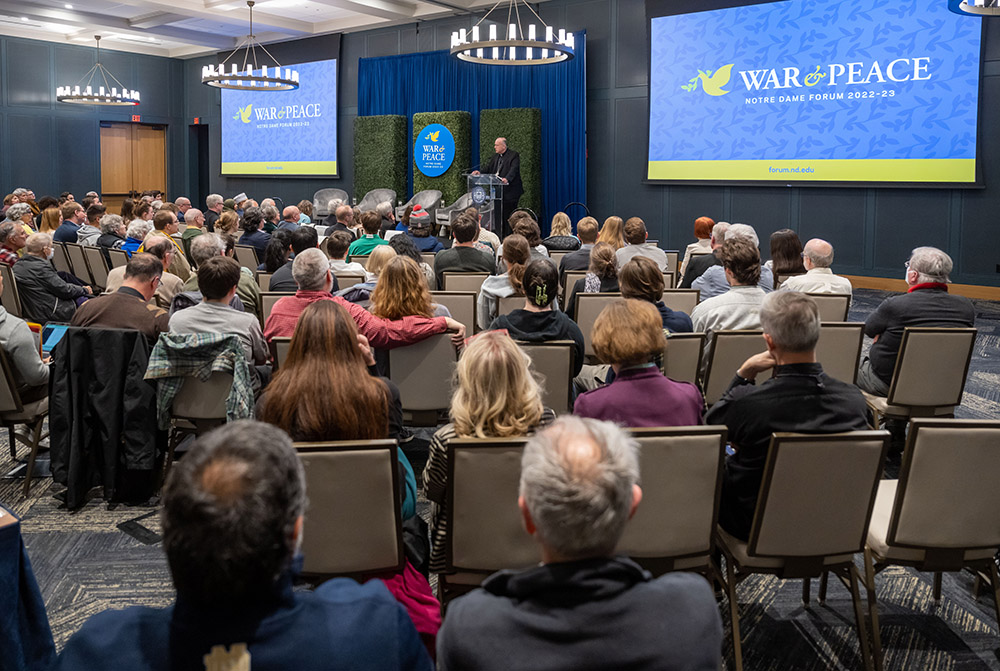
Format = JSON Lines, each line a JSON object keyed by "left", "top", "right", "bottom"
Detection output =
{"left": 574, "top": 298, "right": 704, "bottom": 427}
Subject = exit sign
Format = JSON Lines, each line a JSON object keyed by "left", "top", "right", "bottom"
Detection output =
{"left": 193, "top": 117, "right": 200, "bottom": 124}
{"left": 131, "top": 114, "right": 141, "bottom": 122}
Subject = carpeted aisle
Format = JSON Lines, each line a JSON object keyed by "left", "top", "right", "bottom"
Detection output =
{"left": 1, "top": 287, "right": 999, "bottom": 669}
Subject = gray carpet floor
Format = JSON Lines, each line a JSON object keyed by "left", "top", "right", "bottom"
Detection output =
{"left": 3, "top": 287, "right": 1000, "bottom": 670}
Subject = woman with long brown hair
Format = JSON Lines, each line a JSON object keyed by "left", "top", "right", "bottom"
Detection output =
{"left": 566, "top": 241, "right": 619, "bottom": 319}
{"left": 257, "top": 299, "right": 417, "bottom": 517}
{"left": 477, "top": 233, "right": 529, "bottom": 329}
{"left": 370, "top": 256, "right": 451, "bottom": 320}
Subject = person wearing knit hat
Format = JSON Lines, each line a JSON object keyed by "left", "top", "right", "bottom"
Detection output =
{"left": 223, "top": 198, "right": 236, "bottom": 212}
{"left": 405, "top": 205, "right": 443, "bottom": 253}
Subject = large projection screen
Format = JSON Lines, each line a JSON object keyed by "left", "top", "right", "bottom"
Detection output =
{"left": 646, "top": 1, "right": 983, "bottom": 186}
{"left": 221, "top": 57, "right": 338, "bottom": 177}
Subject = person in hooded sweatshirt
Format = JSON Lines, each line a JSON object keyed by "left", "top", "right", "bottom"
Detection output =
{"left": 488, "top": 258, "right": 584, "bottom": 377}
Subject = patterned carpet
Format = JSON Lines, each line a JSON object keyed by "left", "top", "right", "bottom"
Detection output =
{"left": 2, "top": 287, "right": 1000, "bottom": 670}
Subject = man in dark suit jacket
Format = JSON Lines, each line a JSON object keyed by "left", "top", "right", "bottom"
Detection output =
{"left": 477, "top": 138, "right": 523, "bottom": 238}
{"left": 680, "top": 221, "right": 728, "bottom": 288}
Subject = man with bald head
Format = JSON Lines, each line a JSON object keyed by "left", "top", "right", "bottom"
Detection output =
{"left": 324, "top": 204, "right": 356, "bottom": 239}
{"left": 174, "top": 197, "right": 192, "bottom": 223}
{"left": 779, "top": 238, "right": 853, "bottom": 296}
{"left": 278, "top": 206, "right": 301, "bottom": 232}
{"left": 180, "top": 207, "right": 205, "bottom": 264}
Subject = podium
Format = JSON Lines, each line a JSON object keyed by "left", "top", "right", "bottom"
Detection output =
{"left": 465, "top": 172, "right": 505, "bottom": 235}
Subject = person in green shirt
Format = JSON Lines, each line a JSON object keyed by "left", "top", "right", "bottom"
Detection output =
{"left": 180, "top": 207, "right": 205, "bottom": 265}
{"left": 348, "top": 211, "right": 389, "bottom": 258}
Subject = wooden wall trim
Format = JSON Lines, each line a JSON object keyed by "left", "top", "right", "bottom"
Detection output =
{"left": 844, "top": 275, "right": 1000, "bottom": 301}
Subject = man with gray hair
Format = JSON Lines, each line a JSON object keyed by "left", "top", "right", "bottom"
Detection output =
{"left": 182, "top": 233, "right": 258, "bottom": 315}
{"left": 54, "top": 421, "right": 432, "bottom": 670}
{"left": 96, "top": 213, "right": 127, "bottom": 257}
{"left": 105, "top": 236, "right": 184, "bottom": 309}
{"left": 261, "top": 204, "right": 280, "bottom": 233}
{"left": 691, "top": 223, "right": 774, "bottom": 299}
{"left": 0, "top": 220, "right": 27, "bottom": 266}
{"left": 14, "top": 232, "right": 92, "bottom": 323}
{"left": 180, "top": 207, "right": 204, "bottom": 263}
{"left": 438, "top": 415, "right": 722, "bottom": 670}
{"left": 680, "top": 220, "right": 730, "bottom": 288}
{"left": 779, "top": 238, "right": 853, "bottom": 297}
{"left": 706, "top": 291, "right": 868, "bottom": 540}
{"left": 174, "top": 196, "right": 191, "bottom": 222}
{"left": 858, "top": 246, "right": 975, "bottom": 397}
{"left": 375, "top": 200, "right": 397, "bottom": 237}
{"left": 204, "top": 193, "right": 224, "bottom": 232}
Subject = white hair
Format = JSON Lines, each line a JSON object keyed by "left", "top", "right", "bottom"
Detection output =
{"left": 206, "top": 194, "right": 223, "bottom": 209}
{"left": 909, "top": 246, "right": 952, "bottom": 284}
{"left": 126, "top": 219, "right": 153, "bottom": 240}
{"left": 291, "top": 248, "right": 329, "bottom": 291}
{"left": 375, "top": 201, "right": 393, "bottom": 217}
{"left": 726, "top": 223, "right": 759, "bottom": 248}
{"left": 100, "top": 214, "right": 124, "bottom": 235}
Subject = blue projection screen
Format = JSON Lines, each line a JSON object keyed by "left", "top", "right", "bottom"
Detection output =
{"left": 221, "top": 58, "right": 338, "bottom": 176}
{"left": 647, "top": 1, "right": 983, "bottom": 184}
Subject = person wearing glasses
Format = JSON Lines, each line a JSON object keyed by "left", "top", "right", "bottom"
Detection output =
{"left": 13, "top": 232, "right": 92, "bottom": 324}
{"left": 70, "top": 253, "right": 170, "bottom": 342}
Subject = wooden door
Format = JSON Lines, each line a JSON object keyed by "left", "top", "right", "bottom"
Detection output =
{"left": 100, "top": 122, "right": 166, "bottom": 215}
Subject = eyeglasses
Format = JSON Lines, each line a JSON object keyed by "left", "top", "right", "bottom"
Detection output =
{"left": 904, "top": 261, "right": 911, "bottom": 269}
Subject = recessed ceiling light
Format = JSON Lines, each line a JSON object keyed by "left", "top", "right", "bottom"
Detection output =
{"left": 20, "top": 16, "right": 28, "bottom": 21}
{"left": 64, "top": 3, "right": 73, "bottom": 8}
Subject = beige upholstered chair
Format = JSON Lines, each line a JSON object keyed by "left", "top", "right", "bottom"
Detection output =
{"left": 259, "top": 292, "right": 295, "bottom": 323}
{"left": 660, "top": 288, "right": 700, "bottom": 315}
{"left": 662, "top": 270, "right": 675, "bottom": 289}
{"left": 64, "top": 243, "right": 95, "bottom": 286}
{"left": 862, "top": 327, "right": 977, "bottom": 428}
{"left": 548, "top": 250, "right": 569, "bottom": 267}
{"left": 440, "top": 437, "right": 537, "bottom": 604}
{"left": 562, "top": 269, "right": 587, "bottom": 306}
{"left": 166, "top": 371, "right": 233, "bottom": 482}
{"left": 82, "top": 245, "right": 110, "bottom": 291}
{"left": 862, "top": 419, "right": 1000, "bottom": 671}
{"left": 333, "top": 271, "right": 366, "bottom": 289}
{"left": 255, "top": 271, "right": 273, "bottom": 291}
{"left": 518, "top": 340, "right": 575, "bottom": 414}
{"left": 441, "top": 271, "right": 490, "bottom": 294}
{"left": 420, "top": 252, "right": 436, "bottom": 272}
{"left": 107, "top": 248, "right": 129, "bottom": 269}
{"left": 0, "top": 350, "right": 48, "bottom": 497}
{"left": 806, "top": 292, "right": 851, "bottom": 321}
{"left": 388, "top": 333, "right": 458, "bottom": 424}
{"left": 717, "top": 430, "right": 890, "bottom": 671}
{"left": 430, "top": 291, "right": 475, "bottom": 335}
{"left": 701, "top": 330, "right": 772, "bottom": 405}
{"left": 663, "top": 250, "right": 679, "bottom": 275}
{"left": 296, "top": 439, "right": 404, "bottom": 576}
{"left": 52, "top": 242, "right": 74, "bottom": 276}
{"left": 774, "top": 272, "right": 805, "bottom": 290}
{"left": 497, "top": 294, "right": 524, "bottom": 316}
{"left": 0, "top": 264, "right": 22, "bottom": 318}
{"left": 350, "top": 254, "right": 371, "bottom": 269}
{"left": 269, "top": 336, "right": 292, "bottom": 370}
{"left": 575, "top": 292, "right": 621, "bottom": 360}
{"left": 233, "top": 245, "right": 260, "bottom": 270}
{"left": 617, "top": 426, "right": 726, "bottom": 577}
{"left": 815, "top": 322, "right": 864, "bottom": 384}
{"left": 660, "top": 332, "right": 706, "bottom": 385}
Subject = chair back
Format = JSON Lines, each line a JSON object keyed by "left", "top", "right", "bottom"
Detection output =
{"left": 259, "top": 292, "right": 294, "bottom": 323}
{"left": 446, "top": 438, "right": 539, "bottom": 573}
{"left": 549, "top": 250, "right": 569, "bottom": 267}
{"left": 663, "top": 250, "right": 679, "bottom": 274}
{"left": 805, "top": 292, "right": 851, "bottom": 321}
{"left": 815, "top": 322, "right": 864, "bottom": 384}
{"left": 296, "top": 440, "right": 404, "bottom": 575}
{"left": 887, "top": 419, "right": 1000, "bottom": 552}
{"left": 886, "top": 328, "right": 977, "bottom": 408}
{"left": 82, "top": 245, "right": 110, "bottom": 290}
{"left": 269, "top": 336, "right": 292, "bottom": 370}
{"left": 702, "top": 330, "right": 771, "bottom": 405}
{"left": 661, "top": 332, "right": 706, "bottom": 385}
{"left": 442, "top": 272, "right": 489, "bottom": 294}
{"left": 562, "top": 270, "right": 587, "bottom": 306}
{"left": 406, "top": 189, "right": 442, "bottom": 214}
{"left": 575, "top": 292, "right": 621, "bottom": 359}
{"left": 518, "top": 340, "right": 574, "bottom": 414}
{"left": 52, "top": 242, "right": 73, "bottom": 275}
{"left": 0, "top": 264, "right": 22, "bottom": 317}
{"left": 256, "top": 271, "right": 273, "bottom": 291}
{"left": 420, "top": 252, "right": 436, "bottom": 272}
{"left": 748, "top": 431, "right": 889, "bottom": 561}
{"left": 64, "top": 243, "right": 94, "bottom": 285}
{"left": 172, "top": 371, "right": 232, "bottom": 420}
{"left": 388, "top": 333, "right": 458, "bottom": 411}
{"left": 333, "top": 271, "right": 366, "bottom": 288}
{"left": 107, "top": 248, "right": 129, "bottom": 269}
{"left": 430, "top": 291, "right": 476, "bottom": 336}
{"left": 434, "top": 193, "right": 474, "bottom": 225}
{"left": 774, "top": 272, "right": 805, "bottom": 290}
{"left": 350, "top": 255, "right": 370, "bottom": 269}
{"left": 234, "top": 245, "right": 259, "bottom": 270}
{"left": 313, "top": 188, "right": 349, "bottom": 217}
{"left": 618, "top": 427, "right": 726, "bottom": 563}
{"left": 357, "top": 188, "right": 397, "bottom": 213}
{"left": 497, "top": 294, "right": 524, "bottom": 316}
{"left": 662, "top": 270, "right": 676, "bottom": 289}
{"left": 0, "top": 349, "right": 25, "bottom": 414}
{"left": 660, "top": 289, "right": 700, "bottom": 315}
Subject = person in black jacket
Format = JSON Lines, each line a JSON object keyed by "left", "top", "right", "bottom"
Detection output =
{"left": 14, "top": 232, "right": 92, "bottom": 323}
{"left": 475, "top": 138, "right": 523, "bottom": 237}
{"left": 680, "top": 221, "right": 729, "bottom": 288}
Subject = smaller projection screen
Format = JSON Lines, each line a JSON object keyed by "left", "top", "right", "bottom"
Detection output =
{"left": 646, "top": 0, "right": 983, "bottom": 185}
{"left": 221, "top": 57, "right": 338, "bottom": 177}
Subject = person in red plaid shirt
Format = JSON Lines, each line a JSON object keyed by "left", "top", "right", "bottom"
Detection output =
{"left": 0, "top": 221, "right": 27, "bottom": 266}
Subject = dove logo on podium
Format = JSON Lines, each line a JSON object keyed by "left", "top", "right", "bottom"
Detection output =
{"left": 681, "top": 64, "right": 734, "bottom": 96}
{"left": 414, "top": 123, "right": 455, "bottom": 178}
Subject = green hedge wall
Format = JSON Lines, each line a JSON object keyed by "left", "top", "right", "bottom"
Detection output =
{"left": 353, "top": 115, "right": 407, "bottom": 202}
{"left": 479, "top": 108, "right": 542, "bottom": 220}
{"left": 412, "top": 111, "right": 470, "bottom": 205}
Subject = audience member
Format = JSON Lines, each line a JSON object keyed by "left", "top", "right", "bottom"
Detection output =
{"left": 371, "top": 256, "right": 450, "bottom": 322}
{"left": 596, "top": 215, "right": 625, "bottom": 250}
{"left": 180, "top": 207, "right": 205, "bottom": 263}
{"left": 327, "top": 230, "right": 366, "bottom": 275}
{"left": 204, "top": 193, "right": 223, "bottom": 232}
{"left": 357, "top": 245, "right": 395, "bottom": 288}
{"left": 8, "top": 203, "right": 38, "bottom": 236}
{"left": 0, "top": 221, "right": 27, "bottom": 266}
{"left": 259, "top": 230, "right": 291, "bottom": 273}
{"left": 69, "top": 253, "right": 167, "bottom": 340}
{"left": 119, "top": 198, "right": 136, "bottom": 224}
{"left": 779, "top": 238, "right": 853, "bottom": 297}
{"left": 323, "top": 204, "right": 354, "bottom": 238}
{"left": 706, "top": 291, "right": 868, "bottom": 540}
{"left": 615, "top": 217, "right": 668, "bottom": 271}
{"left": 122, "top": 220, "right": 151, "bottom": 256}
{"left": 489, "top": 259, "right": 585, "bottom": 376}
{"left": 406, "top": 206, "right": 443, "bottom": 253}
{"left": 0, "top": 271, "right": 48, "bottom": 402}
{"left": 266, "top": 226, "right": 319, "bottom": 293}
{"left": 106, "top": 236, "right": 184, "bottom": 309}
{"left": 858, "top": 246, "right": 975, "bottom": 397}
{"left": 567, "top": 242, "right": 618, "bottom": 320}
{"left": 348, "top": 211, "right": 389, "bottom": 256}
{"left": 133, "top": 201, "right": 153, "bottom": 224}
{"left": 76, "top": 204, "right": 104, "bottom": 246}
{"left": 558, "top": 216, "right": 599, "bottom": 280}
{"left": 140, "top": 210, "right": 191, "bottom": 281}
{"left": 680, "top": 221, "right": 729, "bottom": 288}
{"left": 437, "top": 415, "right": 722, "bottom": 670}
{"left": 680, "top": 216, "right": 715, "bottom": 278}
{"left": 478, "top": 233, "right": 529, "bottom": 329}
{"left": 387, "top": 233, "right": 435, "bottom": 288}
{"left": 53, "top": 202, "right": 84, "bottom": 243}
{"left": 575, "top": 299, "right": 703, "bottom": 426}
{"left": 434, "top": 214, "right": 494, "bottom": 287}
{"left": 541, "top": 211, "right": 581, "bottom": 252}
{"left": 510, "top": 217, "right": 549, "bottom": 261}
{"left": 215, "top": 210, "right": 239, "bottom": 238}
{"left": 38, "top": 203, "right": 61, "bottom": 235}
{"left": 261, "top": 204, "right": 280, "bottom": 233}
{"left": 464, "top": 207, "right": 501, "bottom": 251}
{"left": 54, "top": 420, "right": 432, "bottom": 671}
{"left": 174, "top": 197, "right": 191, "bottom": 222}
{"left": 239, "top": 207, "right": 271, "bottom": 257}
{"left": 692, "top": 223, "right": 773, "bottom": 299}
{"left": 183, "top": 233, "right": 260, "bottom": 315}
{"left": 96, "top": 213, "right": 127, "bottom": 257}
{"left": 320, "top": 198, "right": 341, "bottom": 230}
{"left": 423, "top": 330, "right": 554, "bottom": 573}
{"left": 14, "top": 233, "right": 91, "bottom": 322}
{"left": 765, "top": 229, "right": 806, "bottom": 286}
{"left": 620, "top": 256, "right": 693, "bottom": 333}
{"left": 296, "top": 199, "right": 313, "bottom": 224}
{"left": 376, "top": 201, "right": 396, "bottom": 237}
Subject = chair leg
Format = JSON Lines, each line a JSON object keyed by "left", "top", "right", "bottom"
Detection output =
{"left": 932, "top": 572, "right": 942, "bottom": 604}
{"left": 988, "top": 560, "right": 1000, "bottom": 634}
{"left": 863, "top": 548, "right": 885, "bottom": 671}
{"left": 802, "top": 577, "right": 811, "bottom": 607}
{"left": 21, "top": 418, "right": 44, "bottom": 498}
{"left": 848, "top": 564, "right": 875, "bottom": 671}
{"left": 7, "top": 425, "right": 15, "bottom": 460}
{"left": 819, "top": 571, "right": 829, "bottom": 604}
{"left": 723, "top": 553, "right": 744, "bottom": 671}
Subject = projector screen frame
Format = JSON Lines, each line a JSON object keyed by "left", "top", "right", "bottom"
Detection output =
{"left": 642, "top": 0, "right": 986, "bottom": 189}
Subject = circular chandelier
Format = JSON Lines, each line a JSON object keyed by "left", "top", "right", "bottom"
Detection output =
{"left": 450, "top": 0, "right": 575, "bottom": 65}
{"left": 201, "top": 0, "right": 299, "bottom": 91}
{"left": 56, "top": 36, "right": 140, "bottom": 106}
{"left": 948, "top": 0, "right": 1000, "bottom": 14}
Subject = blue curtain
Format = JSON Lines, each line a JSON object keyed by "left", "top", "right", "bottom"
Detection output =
{"left": 358, "top": 34, "right": 586, "bottom": 232}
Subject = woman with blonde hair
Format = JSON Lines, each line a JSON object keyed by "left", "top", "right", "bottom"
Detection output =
{"left": 371, "top": 256, "right": 451, "bottom": 320}
{"left": 363, "top": 244, "right": 396, "bottom": 281}
{"left": 542, "top": 211, "right": 581, "bottom": 252}
{"left": 566, "top": 241, "right": 619, "bottom": 320}
{"left": 574, "top": 298, "right": 703, "bottom": 427}
{"left": 39, "top": 205, "right": 61, "bottom": 234}
{"left": 596, "top": 215, "right": 625, "bottom": 250}
{"left": 423, "top": 330, "right": 554, "bottom": 572}
{"left": 215, "top": 209, "right": 239, "bottom": 237}
{"left": 477, "top": 233, "right": 529, "bottom": 329}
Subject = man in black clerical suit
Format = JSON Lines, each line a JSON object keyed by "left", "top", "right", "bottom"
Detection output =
{"left": 477, "top": 137, "right": 523, "bottom": 238}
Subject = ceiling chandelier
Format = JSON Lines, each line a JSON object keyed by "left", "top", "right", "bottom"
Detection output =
{"left": 949, "top": 0, "right": 1000, "bottom": 14}
{"left": 55, "top": 36, "right": 140, "bottom": 106}
{"left": 450, "top": 0, "right": 575, "bottom": 65}
{"left": 201, "top": 0, "right": 299, "bottom": 91}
